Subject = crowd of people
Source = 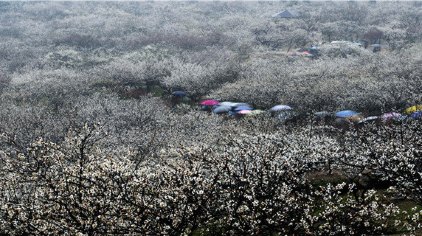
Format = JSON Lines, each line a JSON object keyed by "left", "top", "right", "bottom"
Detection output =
{"left": 173, "top": 91, "right": 422, "bottom": 128}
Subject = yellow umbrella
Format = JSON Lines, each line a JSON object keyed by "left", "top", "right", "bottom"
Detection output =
{"left": 404, "top": 105, "right": 422, "bottom": 115}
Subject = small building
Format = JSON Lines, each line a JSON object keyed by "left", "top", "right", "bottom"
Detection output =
{"left": 272, "top": 10, "right": 300, "bottom": 19}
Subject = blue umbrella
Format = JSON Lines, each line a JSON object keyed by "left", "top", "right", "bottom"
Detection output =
{"left": 213, "top": 105, "right": 232, "bottom": 114}
{"left": 411, "top": 111, "right": 422, "bottom": 120}
{"left": 335, "top": 110, "right": 358, "bottom": 118}
{"left": 234, "top": 105, "right": 253, "bottom": 112}
{"left": 172, "top": 91, "right": 187, "bottom": 97}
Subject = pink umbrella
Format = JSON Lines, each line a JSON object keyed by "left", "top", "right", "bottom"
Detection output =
{"left": 237, "top": 110, "right": 252, "bottom": 115}
{"left": 200, "top": 99, "right": 219, "bottom": 106}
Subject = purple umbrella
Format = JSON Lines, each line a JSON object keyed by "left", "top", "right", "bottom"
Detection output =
{"left": 381, "top": 112, "right": 404, "bottom": 122}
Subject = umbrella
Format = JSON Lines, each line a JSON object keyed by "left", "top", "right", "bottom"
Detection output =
{"left": 200, "top": 99, "right": 219, "bottom": 106}
{"left": 314, "top": 111, "right": 332, "bottom": 117}
{"left": 237, "top": 110, "right": 252, "bottom": 115}
{"left": 234, "top": 105, "right": 253, "bottom": 112}
{"left": 335, "top": 110, "right": 358, "bottom": 118}
{"left": 212, "top": 105, "right": 232, "bottom": 114}
{"left": 404, "top": 105, "right": 422, "bottom": 115}
{"left": 358, "top": 116, "right": 378, "bottom": 124}
{"left": 270, "top": 105, "right": 292, "bottom": 112}
{"left": 232, "top": 103, "right": 250, "bottom": 108}
{"left": 381, "top": 112, "right": 405, "bottom": 122}
{"left": 219, "top": 102, "right": 238, "bottom": 107}
{"left": 172, "top": 91, "right": 186, "bottom": 97}
{"left": 410, "top": 111, "right": 422, "bottom": 120}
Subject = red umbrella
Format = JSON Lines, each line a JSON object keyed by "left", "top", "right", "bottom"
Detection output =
{"left": 200, "top": 99, "right": 219, "bottom": 106}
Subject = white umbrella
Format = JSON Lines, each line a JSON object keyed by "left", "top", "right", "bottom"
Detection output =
{"left": 219, "top": 102, "right": 238, "bottom": 107}
{"left": 270, "top": 105, "right": 293, "bottom": 112}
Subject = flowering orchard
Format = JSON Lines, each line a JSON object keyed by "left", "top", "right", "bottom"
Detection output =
{"left": 0, "top": 121, "right": 421, "bottom": 235}
{"left": 0, "top": 1, "right": 421, "bottom": 235}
